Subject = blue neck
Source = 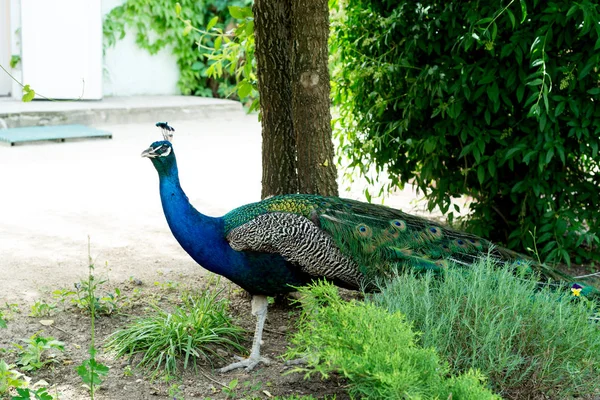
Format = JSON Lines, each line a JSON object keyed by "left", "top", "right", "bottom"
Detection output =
{"left": 156, "top": 162, "right": 240, "bottom": 278}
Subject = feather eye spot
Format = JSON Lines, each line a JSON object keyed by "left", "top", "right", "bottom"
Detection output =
{"left": 355, "top": 224, "right": 373, "bottom": 238}
{"left": 456, "top": 239, "right": 466, "bottom": 246}
{"left": 390, "top": 219, "right": 407, "bottom": 231}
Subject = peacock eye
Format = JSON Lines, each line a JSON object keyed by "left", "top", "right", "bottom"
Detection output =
{"left": 430, "top": 227, "right": 437, "bottom": 233}
{"left": 359, "top": 226, "right": 366, "bottom": 232}
{"left": 394, "top": 221, "right": 401, "bottom": 226}
{"left": 457, "top": 239, "right": 464, "bottom": 245}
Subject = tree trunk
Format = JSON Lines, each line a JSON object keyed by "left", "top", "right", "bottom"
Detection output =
{"left": 253, "top": 0, "right": 298, "bottom": 199}
{"left": 291, "top": 0, "right": 338, "bottom": 196}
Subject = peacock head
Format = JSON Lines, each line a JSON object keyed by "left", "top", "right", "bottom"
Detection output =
{"left": 141, "top": 140, "right": 176, "bottom": 176}
{"left": 142, "top": 122, "right": 177, "bottom": 176}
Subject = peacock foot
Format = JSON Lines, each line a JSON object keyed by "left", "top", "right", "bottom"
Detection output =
{"left": 219, "top": 354, "right": 271, "bottom": 373}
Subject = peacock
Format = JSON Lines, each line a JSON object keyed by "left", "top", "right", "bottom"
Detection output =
{"left": 143, "top": 122, "right": 598, "bottom": 372}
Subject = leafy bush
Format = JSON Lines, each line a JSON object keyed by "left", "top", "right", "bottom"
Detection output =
{"left": 371, "top": 257, "right": 600, "bottom": 398}
{"left": 103, "top": 0, "right": 251, "bottom": 97}
{"left": 105, "top": 290, "right": 245, "bottom": 375}
{"left": 331, "top": 0, "right": 600, "bottom": 264}
{"left": 288, "top": 281, "right": 500, "bottom": 400}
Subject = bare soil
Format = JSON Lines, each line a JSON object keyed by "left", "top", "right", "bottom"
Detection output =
{"left": 0, "top": 274, "right": 350, "bottom": 400}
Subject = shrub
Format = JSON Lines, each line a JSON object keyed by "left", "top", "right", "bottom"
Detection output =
{"left": 103, "top": 0, "right": 251, "bottom": 97}
{"left": 288, "top": 281, "right": 500, "bottom": 400}
{"left": 331, "top": 0, "right": 600, "bottom": 265}
{"left": 371, "top": 258, "right": 600, "bottom": 398}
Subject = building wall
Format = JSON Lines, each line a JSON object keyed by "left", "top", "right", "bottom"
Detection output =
{"left": 101, "top": 0, "right": 180, "bottom": 96}
{"left": 6, "top": 0, "right": 180, "bottom": 98}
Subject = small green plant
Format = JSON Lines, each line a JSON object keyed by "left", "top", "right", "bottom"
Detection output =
{"left": 122, "top": 365, "right": 133, "bottom": 377}
{"left": 29, "top": 300, "right": 57, "bottom": 318}
{"left": 221, "top": 379, "right": 238, "bottom": 398}
{"left": 372, "top": 257, "right": 600, "bottom": 398}
{"left": 14, "top": 334, "right": 65, "bottom": 372}
{"left": 288, "top": 281, "right": 500, "bottom": 399}
{"left": 0, "top": 360, "right": 27, "bottom": 396}
{"left": 12, "top": 387, "right": 56, "bottom": 400}
{"left": 168, "top": 383, "right": 185, "bottom": 400}
{"left": 75, "top": 238, "right": 110, "bottom": 399}
{"left": 72, "top": 274, "right": 125, "bottom": 316}
{"left": 222, "top": 379, "right": 263, "bottom": 399}
{"left": 0, "top": 310, "right": 6, "bottom": 328}
{"left": 105, "top": 289, "right": 245, "bottom": 376}
{"left": 51, "top": 288, "right": 76, "bottom": 311}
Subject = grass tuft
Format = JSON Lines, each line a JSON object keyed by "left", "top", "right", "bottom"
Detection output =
{"left": 372, "top": 257, "right": 600, "bottom": 399}
{"left": 105, "top": 289, "right": 245, "bottom": 375}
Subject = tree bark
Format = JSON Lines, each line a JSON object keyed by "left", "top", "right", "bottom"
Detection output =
{"left": 253, "top": 0, "right": 298, "bottom": 199}
{"left": 291, "top": 0, "right": 338, "bottom": 196}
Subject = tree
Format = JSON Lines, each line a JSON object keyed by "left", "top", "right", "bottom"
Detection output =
{"left": 254, "top": 0, "right": 338, "bottom": 198}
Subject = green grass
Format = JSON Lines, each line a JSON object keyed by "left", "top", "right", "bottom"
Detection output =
{"left": 105, "top": 289, "right": 245, "bottom": 375}
{"left": 371, "top": 257, "right": 600, "bottom": 399}
{"left": 288, "top": 281, "right": 500, "bottom": 400}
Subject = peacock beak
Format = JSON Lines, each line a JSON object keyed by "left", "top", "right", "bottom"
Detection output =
{"left": 141, "top": 147, "right": 158, "bottom": 158}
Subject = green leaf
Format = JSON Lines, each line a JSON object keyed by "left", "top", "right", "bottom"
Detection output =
{"left": 237, "top": 81, "right": 253, "bottom": 98}
{"left": 228, "top": 6, "right": 246, "bottom": 19}
{"left": 207, "top": 16, "right": 219, "bottom": 31}
{"left": 566, "top": 5, "right": 578, "bottom": 17}
{"left": 214, "top": 35, "right": 222, "bottom": 51}
{"left": 516, "top": 85, "right": 525, "bottom": 103}
{"left": 506, "top": 9, "right": 516, "bottom": 29}
{"left": 477, "top": 165, "right": 485, "bottom": 184}
{"left": 587, "top": 88, "right": 600, "bottom": 95}
{"left": 578, "top": 57, "right": 596, "bottom": 79}
{"left": 526, "top": 79, "right": 543, "bottom": 86}
{"left": 191, "top": 61, "right": 203, "bottom": 71}
{"left": 519, "top": 0, "right": 528, "bottom": 22}
{"left": 22, "top": 86, "right": 35, "bottom": 102}
{"left": 554, "top": 102, "right": 565, "bottom": 117}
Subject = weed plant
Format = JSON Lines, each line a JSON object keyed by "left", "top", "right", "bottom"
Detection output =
{"left": 75, "top": 238, "right": 110, "bottom": 399}
{"left": 0, "top": 360, "right": 26, "bottom": 395}
{"left": 288, "top": 281, "right": 500, "bottom": 400}
{"left": 105, "top": 289, "right": 245, "bottom": 375}
{"left": 14, "top": 334, "right": 64, "bottom": 372}
{"left": 371, "top": 257, "right": 600, "bottom": 398}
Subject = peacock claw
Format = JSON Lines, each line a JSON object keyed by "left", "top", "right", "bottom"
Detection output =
{"left": 219, "top": 355, "right": 271, "bottom": 373}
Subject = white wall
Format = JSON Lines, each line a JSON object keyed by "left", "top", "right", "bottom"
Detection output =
{"left": 0, "top": 0, "right": 11, "bottom": 96}
{"left": 5, "top": 0, "right": 180, "bottom": 98}
{"left": 101, "top": 0, "right": 180, "bottom": 96}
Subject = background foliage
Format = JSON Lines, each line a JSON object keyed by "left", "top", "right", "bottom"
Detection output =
{"left": 331, "top": 0, "right": 600, "bottom": 265}
{"left": 103, "top": 0, "right": 251, "bottom": 97}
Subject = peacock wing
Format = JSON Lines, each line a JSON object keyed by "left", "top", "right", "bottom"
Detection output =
{"left": 226, "top": 212, "right": 364, "bottom": 288}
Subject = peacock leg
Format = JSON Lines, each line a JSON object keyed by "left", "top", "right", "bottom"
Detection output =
{"left": 219, "top": 295, "right": 271, "bottom": 372}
